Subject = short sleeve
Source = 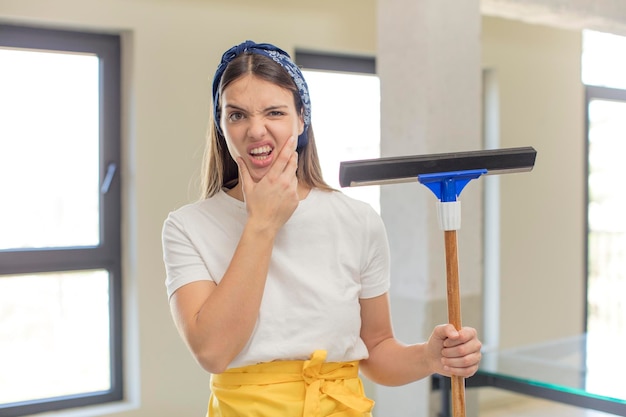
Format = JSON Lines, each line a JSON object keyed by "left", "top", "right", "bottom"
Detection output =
{"left": 162, "top": 212, "right": 214, "bottom": 299}
{"left": 359, "top": 207, "right": 391, "bottom": 299}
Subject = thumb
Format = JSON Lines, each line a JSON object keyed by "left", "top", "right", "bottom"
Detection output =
{"left": 436, "top": 324, "right": 460, "bottom": 341}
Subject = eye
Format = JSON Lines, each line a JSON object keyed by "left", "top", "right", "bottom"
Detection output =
{"left": 268, "top": 110, "right": 285, "bottom": 117}
{"left": 227, "top": 112, "right": 244, "bottom": 122}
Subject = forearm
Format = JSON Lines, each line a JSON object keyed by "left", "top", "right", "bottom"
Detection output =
{"left": 360, "top": 338, "right": 434, "bottom": 386}
{"left": 175, "top": 221, "right": 277, "bottom": 373}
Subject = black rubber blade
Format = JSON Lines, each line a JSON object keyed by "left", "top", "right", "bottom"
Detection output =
{"left": 339, "top": 146, "right": 537, "bottom": 187}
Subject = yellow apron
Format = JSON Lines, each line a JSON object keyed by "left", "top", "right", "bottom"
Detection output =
{"left": 208, "top": 350, "right": 374, "bottom": 417}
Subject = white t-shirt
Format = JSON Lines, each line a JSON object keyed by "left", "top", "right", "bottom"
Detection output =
{"left": 162, "top": 188, "right": 390, "bottom": 368}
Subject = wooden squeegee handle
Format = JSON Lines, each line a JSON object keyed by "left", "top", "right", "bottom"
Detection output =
{"left": 444, "top": 230, "right": 466, "bottom": 417}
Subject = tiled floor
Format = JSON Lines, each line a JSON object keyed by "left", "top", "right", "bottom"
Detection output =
{"left": 480, "top": 397, "right": 615, "bottom": 417}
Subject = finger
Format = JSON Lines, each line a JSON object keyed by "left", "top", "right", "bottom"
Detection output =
{"left": 443, "top": 327, "right": 477, "bottom": 348}
{"left": 443, "top": 338, "right": 482, "bottom": 360}
{"left": 443, "top": 362, "right": 481, "bottom": 378}
{"left": 267, "top": 136, "right": 297, "bottom": 178}
{"left": 442, "top": 351, "right": 482, "bottom": 377}
{"left": 279, "top": 135, "right": 298, "bottom": 171}
{"left": 434, "top": 324, "right": 460, "bottom": 342}
{"left": 286, "top": 146, "right": 299, "bottom": 175}
{"left": 443, "top": 337, "right": 474, "bottom": 352}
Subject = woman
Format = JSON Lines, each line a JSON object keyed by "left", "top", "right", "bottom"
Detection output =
{"left": 162, "top": 40, "right": 482, "bottom": 417}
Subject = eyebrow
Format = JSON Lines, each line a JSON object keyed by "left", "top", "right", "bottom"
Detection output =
{"left": 223, "top": 104, "right": 290, "bottom": 112}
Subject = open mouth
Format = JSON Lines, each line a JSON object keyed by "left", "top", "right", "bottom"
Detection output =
{"left": 249, "top": 145, "right": 274, "bottom": 160}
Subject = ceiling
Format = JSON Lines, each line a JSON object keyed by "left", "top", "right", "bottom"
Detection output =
{"left": 481, "top": 0, "right": 626, "bottom": 36}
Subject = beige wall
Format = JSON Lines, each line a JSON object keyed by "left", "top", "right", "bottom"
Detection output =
{"left": 482, "top": 16, "right": 586, "bottom": 349}
{"left": 478, "top": 16, "right": 586, "bottom": 410}
{"left": 0, "top": 1, "right": 589, "bottom": 415}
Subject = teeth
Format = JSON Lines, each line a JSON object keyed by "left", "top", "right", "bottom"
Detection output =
{"left": 250, "top": 145, "right": 272, "bottom": 155}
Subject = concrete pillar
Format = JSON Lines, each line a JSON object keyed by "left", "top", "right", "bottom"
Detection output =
{"left": 375, "top": 1, "right": 482, "bottom": 415}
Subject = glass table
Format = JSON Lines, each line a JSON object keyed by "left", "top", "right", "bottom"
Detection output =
{"left": 435, "top": 333, "right": 626, "bottom": 416}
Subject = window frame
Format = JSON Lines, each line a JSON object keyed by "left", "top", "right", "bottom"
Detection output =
{"left": 295, "top": 49, "right": 376, "bottom": 75}
{"left": 0, "top": 23, "right": 123, "bottom": 416}
{"left": 584, "top": 84, "right": 626, "bottom": 332}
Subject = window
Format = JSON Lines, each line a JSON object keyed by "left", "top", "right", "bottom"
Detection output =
{"left": 0, "top": 24, "right": 122, "bottom": 416}
{"left": 583, "top": 30, "right": 626, "bottom": 337}
{"left": 296, "top": 51, "right": 380, "bottom": 213}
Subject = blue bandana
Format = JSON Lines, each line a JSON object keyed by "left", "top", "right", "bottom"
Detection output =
{"left": 212, "top": 40, "right": 311, "bottom": 149}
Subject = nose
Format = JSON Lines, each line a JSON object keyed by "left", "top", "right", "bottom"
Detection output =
{"left": 247, "top": 116, "right": 267, "bottom": 139}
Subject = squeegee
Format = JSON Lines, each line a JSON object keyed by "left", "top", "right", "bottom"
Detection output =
{"left": 339, "top": 146, "right": 537, "bottom": 417}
